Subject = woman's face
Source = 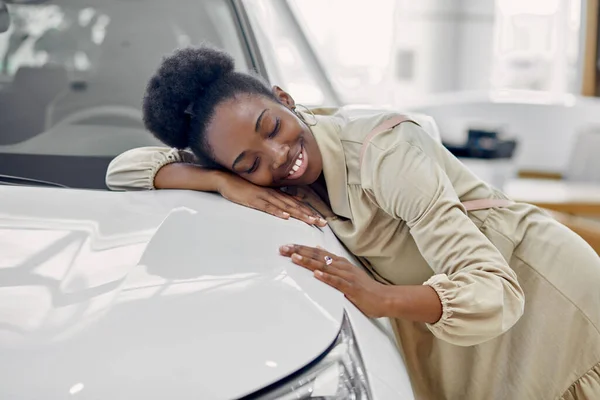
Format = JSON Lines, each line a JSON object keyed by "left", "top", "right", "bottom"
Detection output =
{"left": 204, "top": 88, "right": 323, "bottom": 187}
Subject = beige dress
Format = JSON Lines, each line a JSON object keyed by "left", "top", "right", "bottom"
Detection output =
{"left": 106, "top": 110, "right": 600, "bottom": 400}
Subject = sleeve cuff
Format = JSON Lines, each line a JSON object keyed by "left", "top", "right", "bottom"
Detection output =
{"left": 148, "top": 150, "right": 184, "bottom": 189}
{"left": 423, "top": 273, "right": 455, "bottom": 332}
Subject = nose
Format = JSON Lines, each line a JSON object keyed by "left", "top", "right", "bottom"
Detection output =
{"left": 268, "top": 142, "right": 290, "bottom": 170}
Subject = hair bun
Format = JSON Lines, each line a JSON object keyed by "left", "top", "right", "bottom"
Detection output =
{"left": 142, "top": 45, "right": 235, "bottom": 149}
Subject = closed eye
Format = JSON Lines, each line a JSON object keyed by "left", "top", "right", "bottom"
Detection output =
{"left": 246, "top": 158, "right": 260, "bottom": 174}
{"left": 268, "top": 117, "right": 280, "bottom": 139}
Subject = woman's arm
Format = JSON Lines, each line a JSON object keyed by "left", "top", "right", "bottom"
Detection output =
{"left": 383, "top": 285, "right": 442, "bottom": 324}
{"left": 278, "top": 243, "right": 443, "bottom": 323}
{"left": 154, "top": 162, "right": 225, "bottom": 191}
{"left": 364, "top": 122, "right": 524, "bottom": 346}
{"left": 106, "top": 146, "right": 198, "bottom": 191}
{"left": 106, "top": 147, "right": 327, "bottom": 226}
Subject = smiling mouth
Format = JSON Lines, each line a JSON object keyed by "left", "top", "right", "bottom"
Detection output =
{"left": 286, "top": 145, "right": 308, "bottom": 180}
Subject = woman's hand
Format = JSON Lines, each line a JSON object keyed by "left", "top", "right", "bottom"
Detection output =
{"left": 279, "top": 244, "right": 392, "bottom": 318}
{"left": 217, "top": 173, "right": 327, "bottom": 227}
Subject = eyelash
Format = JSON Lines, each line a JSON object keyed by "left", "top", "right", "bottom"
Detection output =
{"left": 268, "top": 117, "right": 281, "bottom": 139}
{"left": 247, "top": 118, "right": 280, "bottom": 174}
{"left": 247, "top": 158, "right": 260, "bottom": 174}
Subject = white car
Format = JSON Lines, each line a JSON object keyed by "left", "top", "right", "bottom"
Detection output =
{"left": 0, "top": 0, "right": 439, "bottom": 398}
{"left": 1, "top": 184, "right": 418, "bottom": 399}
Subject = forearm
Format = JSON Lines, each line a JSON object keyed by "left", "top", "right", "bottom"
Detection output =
{"left": 154, "top": 163, "right": 227, "bottom": 192}
{"left": 383, "top": 284, "right": 443, "bottom": 324}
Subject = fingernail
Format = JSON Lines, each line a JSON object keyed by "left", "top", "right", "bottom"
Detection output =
{"left": 307, "top": 215, "right": 316, "bottom": 221}
{"left": 319, "top": 218, "right": 327, "bottom": 225}
{"left": 315, "top": 270, "right": 324, "bottom": 277}
{"left": 292, "top": 254, "right": 302, "bottom": 261}
{"left": 280, "top": 245, "right": 290, "bottom": 252}
{"left": 282, "top": 212, "right": 290, "bottom": 218}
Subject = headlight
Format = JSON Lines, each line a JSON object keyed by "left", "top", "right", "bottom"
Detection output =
{"left": 253, "top": 313, "right": 372, "bottom": 399}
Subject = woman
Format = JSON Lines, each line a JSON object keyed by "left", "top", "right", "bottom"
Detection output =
{"left": 106, "top": 45, "right": 600, "bottom": 399}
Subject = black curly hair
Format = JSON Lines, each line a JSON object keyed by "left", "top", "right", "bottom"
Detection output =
{"left": 142, "top": 44, "right": 277, "bottom": 163}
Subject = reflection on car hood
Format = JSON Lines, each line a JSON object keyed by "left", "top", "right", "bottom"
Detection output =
{"left": 0, "top": 187, "right": 346, "bottom": 400}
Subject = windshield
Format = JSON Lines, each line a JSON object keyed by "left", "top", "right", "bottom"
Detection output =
{"left": 0, "top": 0, "right": 251, "bottom": 189}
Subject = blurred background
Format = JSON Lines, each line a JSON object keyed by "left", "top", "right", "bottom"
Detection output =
{"left": 1, "top": 0, "right": 599, "bottom": 250}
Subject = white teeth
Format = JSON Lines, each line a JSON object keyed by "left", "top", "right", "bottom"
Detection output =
{"left": 287, "top": 151, "right": 304, "bottom": 177}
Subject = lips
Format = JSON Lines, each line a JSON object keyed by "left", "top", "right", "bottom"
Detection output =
{"left": 286, "top": 146, "right": 308, "bottom": 180}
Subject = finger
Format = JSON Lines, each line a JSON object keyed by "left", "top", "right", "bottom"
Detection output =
{"left": 278, "top": 244, "right": 297, "bottom": 257}
{"left": 315, "top": 246, "right": 353, "bottom": 271}
{"left": 280, "top": 246, "right": 345, "bottom": 273}
{"left": 273, "top": 190, "right": 315, "bottom": 215}
{"left": 314, "top": 270, "right": 352, "bottom": 294}
{"left": 254, "top": 200, "right": 291, "bottom": 220}
{"left": 272, "top": 192, "right": 327, "bottom": 227}
{"left": 266, "top": 193, "right": 320, "bottom": 226}
{"left": 275, "top": 191, "right": 324, "bottom": 220}
{"left": 286, "top": 251, "right": 353, "bottom": 277}
{"left": 289, "top": 253, "right": 324, "bottom": 272}
{"left": 279, "top": 244, "right": 328, "bottom": 260}
{"left": 316, "top": 246, "right": 352, "bottom": 266}
{"left": 293, "top": 244, "right": 341, "bottom": 262}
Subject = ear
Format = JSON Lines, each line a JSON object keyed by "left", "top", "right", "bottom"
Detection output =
{"left": 272, "top": 85, "right": 296, "bottom": 110}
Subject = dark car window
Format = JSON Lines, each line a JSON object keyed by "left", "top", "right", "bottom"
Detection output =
{"left": 0, "top": 0, "right": 251, "bottom": 189}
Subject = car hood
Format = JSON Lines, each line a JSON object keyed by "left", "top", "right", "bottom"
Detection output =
{"left": 0, "top": 186, "right": 347, "bottom": 399}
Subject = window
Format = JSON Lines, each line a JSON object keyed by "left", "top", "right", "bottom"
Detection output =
{"left": 492, "top": 0, "right": 583, "bottom": 93}
{"left": 0, "top": 0, "right": 250, "bottom": 189}
{"left": 266, "top": 0, "right": 586, "bottom": 106}
{"left": 289, "top": 0, "right": 396, "bottom": 106}
{"left": 242, "top": 0, "right": 338, "bottom": 107}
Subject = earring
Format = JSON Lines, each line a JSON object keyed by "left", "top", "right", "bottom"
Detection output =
{"left": 293, "top": 103, "right": 317, "bottom": 127}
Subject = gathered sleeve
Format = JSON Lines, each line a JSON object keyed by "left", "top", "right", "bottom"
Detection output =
{"left": 105, "top": 147, "right": 197, "bottom": 191}
{"left": 363, "top": 122, "right": 525, "bottom": 346}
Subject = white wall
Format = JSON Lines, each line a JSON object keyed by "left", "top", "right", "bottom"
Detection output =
{"left": 392, "top": 0, "right": 496, "bottom": 105}
{"left": 491, "top": 0, "right": 583, "bottom": 93}
{"left": 392, "top": 0, "right": 587, "bottom": 106}
{"left": 456, "top": 0, "right": 496, "bottom": 91}
{"left": 392, "top": 0, "right": 595, "bottom": 181}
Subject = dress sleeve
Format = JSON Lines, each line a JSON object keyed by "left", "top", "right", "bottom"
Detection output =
{"left": 363, "top": 122, "right": 525, "bottom": 346}
{"left": 105, "top": 147, "right": 197, "bottom": 191}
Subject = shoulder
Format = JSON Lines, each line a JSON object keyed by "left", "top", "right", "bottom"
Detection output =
{"left": 335, "top": 111, "right": 424, "bottom": 183}
{"left": 337, "top": 111, "right": 410, "bottom": 143}
{"left": 364, "top": 117, "right": 429, "bottom": 154}
{"left": 359, "top": 117, "right": 449, "bottom": 191}
{"left": 339, "top": 111, "right": 432, "bottom": 165}
{"left": 331, "top": 107, "right": 441, "bottom": 144}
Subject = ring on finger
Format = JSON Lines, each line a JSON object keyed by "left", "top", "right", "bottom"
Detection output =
{"left": 324, "top": 255, "right": 333, "bottom": 268}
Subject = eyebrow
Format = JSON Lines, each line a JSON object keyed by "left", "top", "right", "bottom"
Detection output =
{"left": 255, "top": 109, "right": 268, "bottom": 132}
{"left": 232, "top": 151, "right": 247, "bottom": 171}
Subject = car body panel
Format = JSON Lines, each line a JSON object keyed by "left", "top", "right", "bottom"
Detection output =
{"left": 0, "top": 186, "right": 414, "bottom": 399}
{"left": 0, "top": 187, "right": 345, "bottom": 399}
